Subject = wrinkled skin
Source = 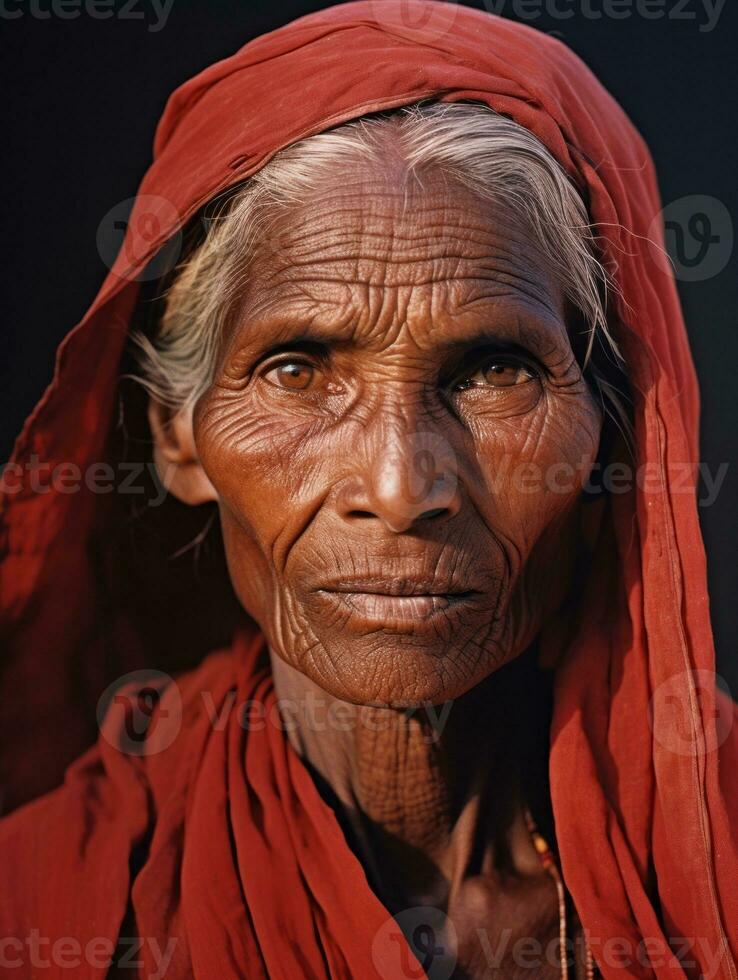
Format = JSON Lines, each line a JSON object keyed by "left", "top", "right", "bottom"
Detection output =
{"left": 173, "top": 166, "right": 601, "bottom": 706}
{"left": 151, "top": 160, "right": 602, "bottom": 977}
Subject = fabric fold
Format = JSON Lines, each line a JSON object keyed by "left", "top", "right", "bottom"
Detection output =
{"left": 1, "top": 3, "right": 736, "bottom": 976}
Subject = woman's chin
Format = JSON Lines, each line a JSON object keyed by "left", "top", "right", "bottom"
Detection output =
{"left": 285, "top": 632, "right": 507, "bottom": 709}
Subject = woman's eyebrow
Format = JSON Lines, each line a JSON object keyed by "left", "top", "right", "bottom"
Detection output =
{"left": 231, "top": 309, "right": 358, "bottom": 353}
{"left": 434, "top": 310, "right": 567, "bottom": 360}
{"left": 249, "top": 337, "right": 332, "bottom": 361}
{"left": 232, "top": 300, "right": 567, "bottom": 360}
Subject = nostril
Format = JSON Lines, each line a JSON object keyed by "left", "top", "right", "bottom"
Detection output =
{"left": 346, "top": 505, "right": 452, "bottom": 523}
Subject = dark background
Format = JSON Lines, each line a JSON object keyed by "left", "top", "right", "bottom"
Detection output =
{"left": 2, "top": 0, "right": 736, "bottom": 687}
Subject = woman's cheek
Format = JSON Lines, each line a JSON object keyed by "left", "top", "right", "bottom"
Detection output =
{"left": 195, "top": 387, "right": 319, "bottom": 507}
{"left": 468, "top": 386, "right": 601, "bottom": 547}
{"left": 194, "top": 389, "right": 343, "bottom": 612}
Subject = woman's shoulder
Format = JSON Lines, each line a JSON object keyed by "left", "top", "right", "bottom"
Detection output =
{"left": 0, "top": 644, "right": 243, "bottom": 947}
{"left": 0, "top": 739, "right": 137, "bottom": 959}
{"left": 1, "top": 643, "right": 241, "bottom": 830}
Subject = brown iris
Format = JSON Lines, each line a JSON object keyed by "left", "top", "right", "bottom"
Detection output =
{"left": 267, "top": 361, "right": 315, "bottom": 390}
{"left": 481, "top": 361, "right": 533, "bottom": 386}
{"left": 458, "top": 359, "right": 535, "bottom": 390}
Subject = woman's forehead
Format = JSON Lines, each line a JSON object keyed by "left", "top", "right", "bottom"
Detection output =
{"left": 254, "top": 163, "right": 541, "bottom": 267}
{"left": 234, "top": 169, "right": 566, "bottom": 348}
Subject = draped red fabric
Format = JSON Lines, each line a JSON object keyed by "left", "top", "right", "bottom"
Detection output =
{"left": 1, "top": 2, "right": 736, "bottom": 977}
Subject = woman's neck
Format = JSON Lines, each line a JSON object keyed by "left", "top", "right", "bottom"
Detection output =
{"left": 268, "top": 646, "right": 555, "bottom": 912}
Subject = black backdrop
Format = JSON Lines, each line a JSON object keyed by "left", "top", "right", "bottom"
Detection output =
{"left": 2, "top": 0, "right": 736, "bottom": 687}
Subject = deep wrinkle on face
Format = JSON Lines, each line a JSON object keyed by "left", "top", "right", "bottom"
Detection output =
{"left": 192, "top": 165, "right": 602, "bottom": 707}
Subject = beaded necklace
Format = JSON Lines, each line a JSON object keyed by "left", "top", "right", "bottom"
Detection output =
{"left": 524, "top": 807, "right": 597, "bottom": 979}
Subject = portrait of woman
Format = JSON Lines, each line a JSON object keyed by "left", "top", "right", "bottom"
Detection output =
{"left": 0, "top": 1, "right": 736, "bottom": 977}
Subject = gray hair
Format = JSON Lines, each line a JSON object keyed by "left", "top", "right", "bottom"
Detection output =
{"left": 131, "top": 101, "right": 625, "bottom": 429}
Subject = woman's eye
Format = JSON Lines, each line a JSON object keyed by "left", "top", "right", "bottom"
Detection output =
{"left": 457, "top": 359, "right": 536, "bottom": 390}
{"left": 263, "top": 360, "right": 318, "bottom": 391}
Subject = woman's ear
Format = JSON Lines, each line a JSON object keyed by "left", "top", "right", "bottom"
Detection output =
{"left": 147, "top": 398, "right": 218, "bottom": 505}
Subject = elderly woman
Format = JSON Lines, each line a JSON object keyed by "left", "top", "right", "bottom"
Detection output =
{"left": 1, "top": 2, "right": 736, "bottom": 978}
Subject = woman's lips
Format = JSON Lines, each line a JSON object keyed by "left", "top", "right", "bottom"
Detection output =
{"left": 346, "top": 591, "right": 465, "bottom": 617}
{"left": 315, "top": 585, "right": 482, "bottom": 628}
{"left": 314, "top": 574, "right": 478, "bottom": 596}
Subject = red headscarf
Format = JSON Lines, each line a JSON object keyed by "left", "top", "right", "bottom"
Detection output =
{"left": 1, "top": 2, "right": 736, "bottom": 977}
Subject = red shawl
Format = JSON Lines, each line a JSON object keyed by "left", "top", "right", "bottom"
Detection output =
{"left": 1, "top": 2, "right": 736, "bottom": 977}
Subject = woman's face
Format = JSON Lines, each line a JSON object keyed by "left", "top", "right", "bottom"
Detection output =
{"left": 185, "top": 164, "right": 601, "bottom": 706}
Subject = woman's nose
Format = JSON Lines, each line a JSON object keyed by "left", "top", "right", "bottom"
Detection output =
{"left": 336, "top": 424, "right": 462, "bottom": 533}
